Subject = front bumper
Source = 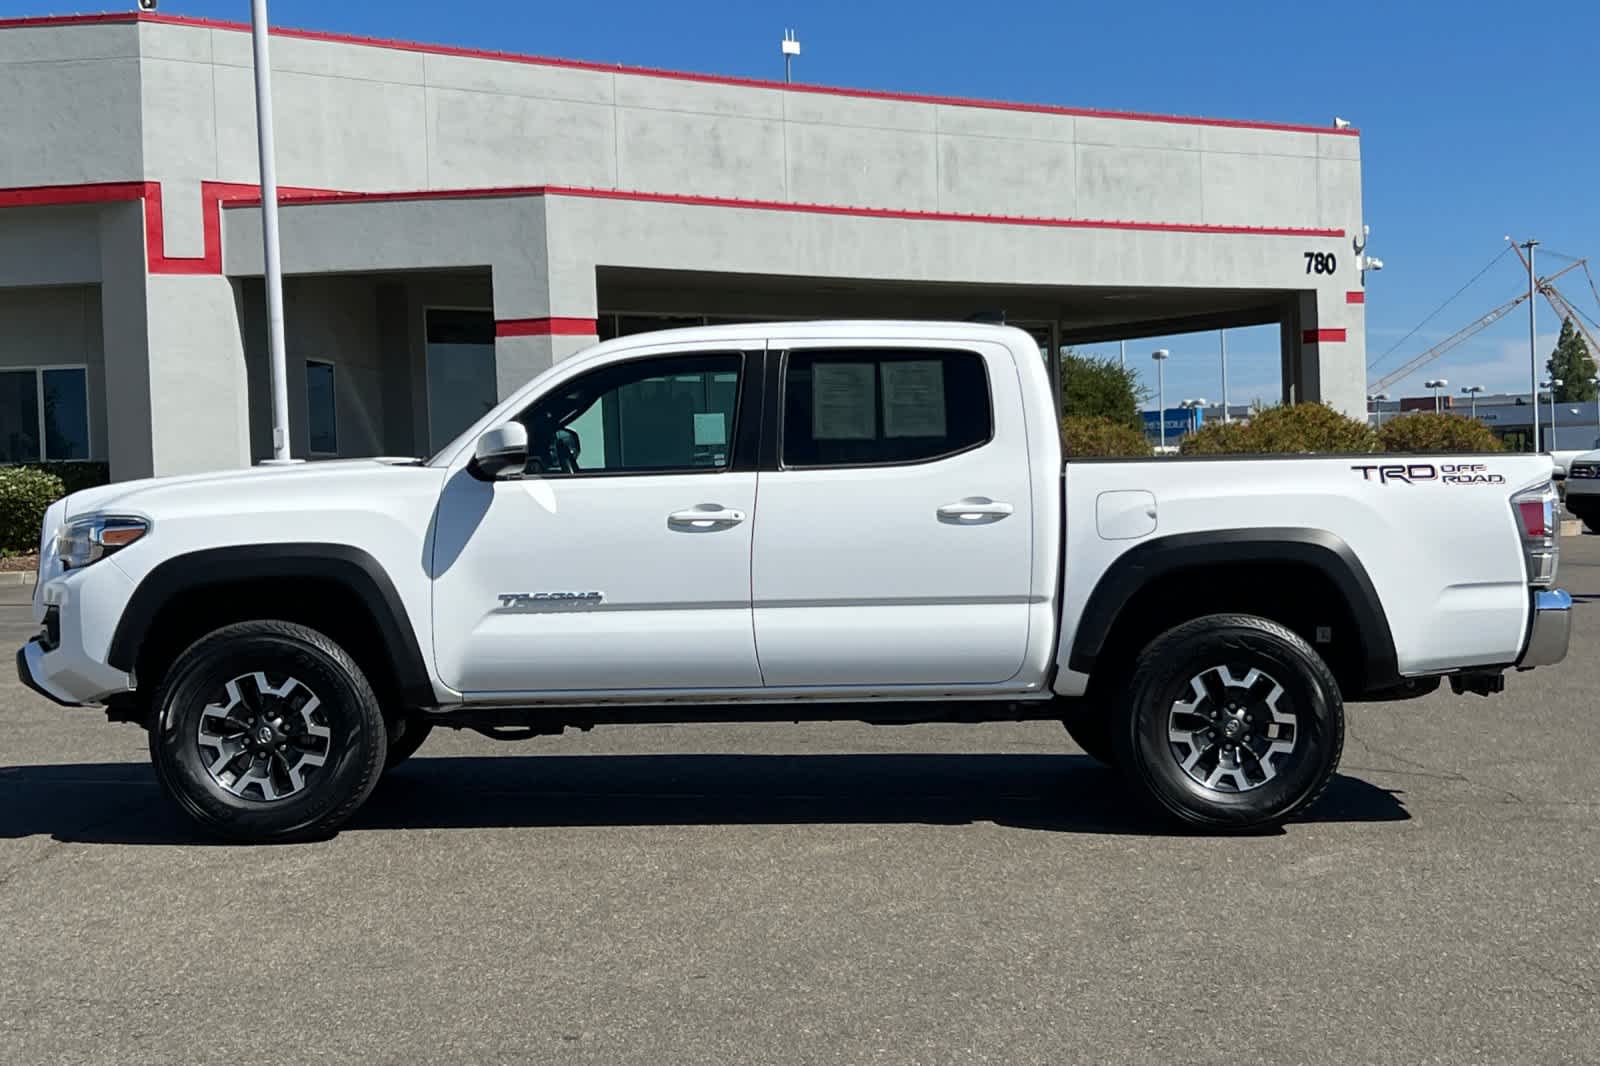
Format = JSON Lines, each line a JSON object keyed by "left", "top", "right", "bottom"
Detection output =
{"left": 1517, "top": 589, "right": 1572, "bottom": 669}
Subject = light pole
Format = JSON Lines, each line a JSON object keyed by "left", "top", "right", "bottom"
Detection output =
{"left": 1425, "top": 378, "right": 1449, "bottom": 414}
{"left": 1219, "top": 330, "right": 1231, "bottom": 423}
{"left": 1522, "top": 239, "right": 1540, "bottom": 452}
{"left": 1461, "top": 384, "right": 1484, "bottom": 419}
{"left": 252, "top": 0, "right": 293, "bottom": 464}
{"left": 1543, "top": 379, "right": 1563, "bottom": 448}
{"left": 1181, "top": 398, "right": 1208, "bottom": 436}
{"left": 1367, "top": 392, "right": 1390, "bottom": 428}
{"left": 1592, "top": 376, "right": 1599, "bottom": 436}
{"left": 1152, "top": 349, "right": 1170, "bottom": 450}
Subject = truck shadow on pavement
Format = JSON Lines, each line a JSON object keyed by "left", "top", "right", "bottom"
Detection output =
{"left": 0, "top": 753, "right": 1408, "bottom": 845}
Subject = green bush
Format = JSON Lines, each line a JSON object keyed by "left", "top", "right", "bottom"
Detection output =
{"left": 0, "top": 467, "right": 65, "bottom": 553}
{"left": 1377, "top": 412, "right": 1503, "bottom": 454}
{"left": 1180, "top": 403, "right": 1379, "bottom": 455}
{"left": 1062, "top": 415, "right": 1152, "bottom": 458}
{"left": 1061, "top": 351, "right": 1146, "bottom": 429}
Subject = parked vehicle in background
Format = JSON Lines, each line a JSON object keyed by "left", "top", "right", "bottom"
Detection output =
{"left": 1562, "top": 451, "right": 1600, "bottom": 531}
{"left": 16, "top": 323, "right": 1574, "bottom": 843}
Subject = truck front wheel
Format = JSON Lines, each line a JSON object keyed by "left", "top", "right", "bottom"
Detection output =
{"left": 149, "top": 621, "right": 388, "bottom": 843}
{"left": 1114, "top": 614, "right": 1344, "bottom": 829}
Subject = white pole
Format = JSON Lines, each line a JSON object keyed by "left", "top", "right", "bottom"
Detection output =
{"left": 1119, "top": 340, "right": 1126, "bottom": 371}
{"left": 1219, "top": 330, "right": 1230, "bottom": 423}
{"left": 1525, "top": 240, "right": 1540, "bottom": 453}
{"left": 1158, "top": 358, "right": 1165, "bottom": 451}
{"left": 253, "top": 0, "right": 292, "bottom": 463}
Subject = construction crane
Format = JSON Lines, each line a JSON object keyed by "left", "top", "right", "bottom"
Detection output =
{"left": 1368, "top": 292, "right": 1529, "bottom": 394}
{"left": 1368, "top": 254, "right": 1587, "bottom": 395}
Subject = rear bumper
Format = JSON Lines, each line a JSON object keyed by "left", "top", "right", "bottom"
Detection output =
{"left": 1517, "top": 589, "right": 1572, "bottom": 669}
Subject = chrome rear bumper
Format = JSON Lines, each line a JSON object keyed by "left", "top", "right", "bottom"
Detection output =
{"left": 1517, "top": 589, "right": 1572, "bottom": 669}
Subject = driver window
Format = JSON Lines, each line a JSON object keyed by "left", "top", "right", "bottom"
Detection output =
{"left": 515, "top": 352, "right": 742, "bottom": 476}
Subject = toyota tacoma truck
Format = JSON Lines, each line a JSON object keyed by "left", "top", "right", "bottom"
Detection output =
{"left": 16, "top": 322, "right": 1572, "bottom": 842}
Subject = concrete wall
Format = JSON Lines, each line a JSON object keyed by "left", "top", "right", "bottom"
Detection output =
{"left": 130, "top": 19, "right": 1358, "bottom": 236}
{"left": 0, "top": 284, "right": 109, "bottom": 460}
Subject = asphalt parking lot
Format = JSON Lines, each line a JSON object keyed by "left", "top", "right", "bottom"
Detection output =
{"left": 2, "top": 544, "right": 1597, "bottom": 1065}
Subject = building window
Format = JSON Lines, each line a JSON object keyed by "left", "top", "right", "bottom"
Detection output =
{"left": 781, "top": 349, "right": 992, "bottom": 468}
{"left": 0, "top": 366, "right": 89, "bottom": 463}
{"left": 516, "top": 353, "right": 743, "bottom": 475}
{"left": 306, "top": 360, "right": 337, "bottom": 456}
{"left": 425, "top": 308, "right": 497, "bottom": 453}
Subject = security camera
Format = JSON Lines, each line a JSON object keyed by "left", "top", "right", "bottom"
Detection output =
{"left": 137, "top": 0, "right": 158, "bottom": 10}
{"left": 1364, "top": 256, "right": 1385, "bottom": 272}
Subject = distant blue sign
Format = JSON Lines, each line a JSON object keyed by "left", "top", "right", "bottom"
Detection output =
{"left": 1142, "top": 407, "right": 1204, "bottom": 440}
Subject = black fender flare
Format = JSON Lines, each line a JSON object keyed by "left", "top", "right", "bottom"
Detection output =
{"left": 1066, "top": 528, "right": 1399, "bottom": 692}
{"left": 106, "top": 543, "right": 435, "bottom": 707}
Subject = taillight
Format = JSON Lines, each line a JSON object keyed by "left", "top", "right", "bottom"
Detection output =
{"left": 1512, "top": 482, "right": 1559, "bottom": 586}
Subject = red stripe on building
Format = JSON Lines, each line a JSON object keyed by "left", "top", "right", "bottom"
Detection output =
{"left": 235, "top": 184, "right": 1345, "bottom": 239}
{"left": 0, "top": 12, "right": 1358, "bottom": 139}
{"left": 496, "top": 318, "right": 598, "bottom": 338}
{"left": 1345, "top": 290, "right": 1365, "bottom": 304}
{"left": 1302, "top": 328, "right": 1348, "bottom": 343}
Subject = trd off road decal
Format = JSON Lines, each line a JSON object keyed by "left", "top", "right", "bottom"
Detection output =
{"left": 1351, "top": 463, "right": 1505, "bottom": 485}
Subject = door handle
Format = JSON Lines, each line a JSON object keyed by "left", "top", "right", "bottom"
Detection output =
{"left": 668, "top": 505, "right": 747, "bottom": 530}
{"left": 937, "top": 498, "right": 1014, "bottom": 523}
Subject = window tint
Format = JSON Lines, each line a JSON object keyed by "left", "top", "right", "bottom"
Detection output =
{"left": 517, "top": 353, "right": 742, "bottom": 476}
{"left": 0, "top": 370, "right": 40, "bottom": 463}
{"left": 306, "top": 361, "right": 337, "bottom": 455}
{"left": 782, "top": 349, "right": 991, "bottom": 467}
{"left": 41, "top": 368, "right": 89, "bottom": 461}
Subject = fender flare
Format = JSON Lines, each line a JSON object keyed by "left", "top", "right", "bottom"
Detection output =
{"left": 106, "top": 543, "right": 435, "bottom": 707}
{"left": 1066, "top": 527, "right": 1399, "bottom": 691}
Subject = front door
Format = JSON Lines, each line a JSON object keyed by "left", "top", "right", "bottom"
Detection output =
{"left": 751, "top": 342, "right": 1035, "bottom": 687}
{"left": 431, "top": 347, "right": 761, "bottom": 695}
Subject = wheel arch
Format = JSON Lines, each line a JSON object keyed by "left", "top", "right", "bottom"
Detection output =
{"left": 1068, "top": 528, "right": 1400, "bottom": 698}
{"left": 107, "top": 544, "right": 435, "bottom": 710}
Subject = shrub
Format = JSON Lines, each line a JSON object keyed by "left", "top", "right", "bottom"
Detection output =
{"left": 0, "top": 466, "right": 65, "bottom": 553}
{"left": 24, "top": 461, "right": 111, "bottom": 495}
{"left": 1377, "top": 412, "right": 1503, "bottom": 454}
{"left": 1062, "top": 415, "right": 1152, "bottom": 458}
{"left": 1180, "top": 403, "right": 1379, "bottom": 455}
{"left": 1061, "top": 351, "right": 1145, "bottom": 428}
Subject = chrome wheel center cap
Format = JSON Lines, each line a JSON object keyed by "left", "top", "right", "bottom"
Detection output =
{"left": 256, "top": 725, "right": 275, "bottom": 746}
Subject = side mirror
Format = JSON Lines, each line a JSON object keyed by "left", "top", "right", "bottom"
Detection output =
{"left": 469, "top": 423, "right": 528, "bottom": 481}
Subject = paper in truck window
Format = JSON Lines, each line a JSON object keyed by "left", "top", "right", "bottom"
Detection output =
{"left": 881, "top": 360, "right": 946, "bottom": 438}
{"left": 811, "top": 362, "right": 876, "bottom": 440}
{"left": 693, "top": 411, "right": 727, "bottom": 447}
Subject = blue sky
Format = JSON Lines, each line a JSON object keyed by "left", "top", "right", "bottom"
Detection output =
{"left": 8, "top": 0, "right": 1599, "bottom": 408}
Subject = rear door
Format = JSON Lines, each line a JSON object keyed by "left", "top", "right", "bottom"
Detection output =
{"left": 751, "top": 340, "right": 1035, "bottom": 687}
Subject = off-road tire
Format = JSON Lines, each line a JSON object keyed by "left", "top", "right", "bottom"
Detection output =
{"left": 1112, "top": 613, "right": 1344, "bottom": 829}
{"left": 149, "top": 620, "right": 387, "bottom": 843}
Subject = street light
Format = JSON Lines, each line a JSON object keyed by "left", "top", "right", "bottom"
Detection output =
{"left": 1542, "top": 379, "right": 1563, "bottom": 449}
{"left": 1152, "top": 349, "right": 1170, "bottom": 451}
{"left": 1461, "top": 384, "right": 1484, "bottom": 420}
{"left": 1218, "top": 330, "right": 1231, "bottom": 424}
{"left": 1181, "top": 398, "right": 1208, "bottom": 436}
{"left": 250, "top": 0, "right": 293, "bottom": 463}
{"left": 1367, "top": 392, "right": 1390, "bottom": 428}
{"left": 1425, "top": 378, "right": 1449, "bottom": 414}
{"left": 1591, "top": 376, "right": 1599, "bottom": 435}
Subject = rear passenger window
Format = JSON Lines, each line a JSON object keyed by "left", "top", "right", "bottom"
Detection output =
{"left": 782, "top": 349, "right": 992, "bottom": 467}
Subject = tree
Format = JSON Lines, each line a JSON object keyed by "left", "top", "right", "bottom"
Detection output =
{"left": 1546, "top": 318, "right": 1597, "bottom": 403}
{"left": 1061, "top": 350, "right": 1146, "bottom": 428}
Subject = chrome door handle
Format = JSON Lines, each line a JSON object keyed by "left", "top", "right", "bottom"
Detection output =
{"left": 668, "top": 505, "right": 747, "bottom": 530}
{"left": 937, "top": 498, "right": 1014, "bottom": 522}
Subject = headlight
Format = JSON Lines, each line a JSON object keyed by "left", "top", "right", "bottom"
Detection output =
{"left": 57, "top": 515, "right": 149, "bottom": 571}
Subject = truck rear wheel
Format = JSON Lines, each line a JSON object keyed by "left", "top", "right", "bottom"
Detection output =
{"left": 148, "top": 621, "right": 387, "bottom": 843}
{"left": 1113, "top": 613, "right": 1343, "bottom": 829}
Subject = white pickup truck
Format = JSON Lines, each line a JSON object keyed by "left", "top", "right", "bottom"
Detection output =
{"left": 17, "top": 322, "right": 1572, "bottom": 842}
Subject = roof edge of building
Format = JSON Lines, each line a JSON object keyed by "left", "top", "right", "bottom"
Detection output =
{"left": 0, "top": 11, "right": 1362, "bottom": 140}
